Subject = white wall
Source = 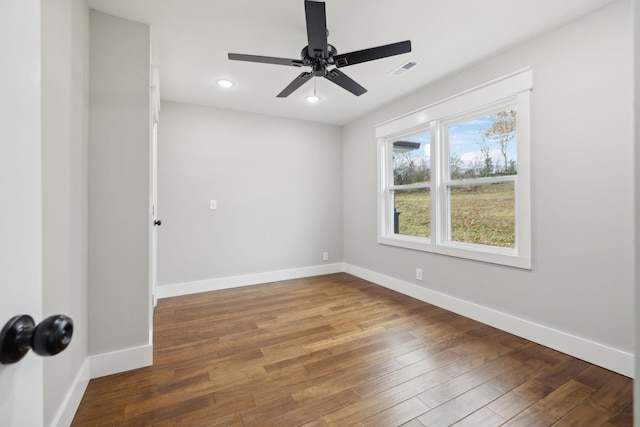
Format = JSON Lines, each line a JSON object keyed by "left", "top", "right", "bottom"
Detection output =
{"left": 41, "top": 0, "right": 90, "bottom": 423}
{"left": 343, "top": 0, "right": 634, "bottom": 373}
{"left": 157, "top": 102, "right": 343, "bottom": 289}
{"left": 89, "top": 11, "right": 151, "bottom": 359}
{"left": 634, "top": 0, "right": 639, "bottom": 419}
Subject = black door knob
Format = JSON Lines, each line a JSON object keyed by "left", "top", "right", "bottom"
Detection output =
{"left": 0, "top": 314, "right": 73, "bottom": 364}
{"left": 154, "top": 220, "right": 162, "bottom": 226}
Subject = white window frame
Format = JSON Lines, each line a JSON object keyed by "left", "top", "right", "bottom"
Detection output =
{"left": 376, "top": 68, "right": 532, "bottom": 269}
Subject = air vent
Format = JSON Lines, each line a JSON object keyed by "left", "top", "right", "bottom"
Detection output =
{"left": 391, "top": 60, "right": 418, "bottom": 76}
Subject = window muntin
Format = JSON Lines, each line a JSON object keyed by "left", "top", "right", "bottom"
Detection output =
{"left": 376, "top": 68, "right": 532, "bottom": 269}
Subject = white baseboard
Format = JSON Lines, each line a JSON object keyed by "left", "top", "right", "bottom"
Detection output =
{"left": 90, "top": 343, "right": 153, "bottom": 379}
{"left": 343, "top": 263, "right": 634, "bottom": 378}
{"left": 51, "top": 358, "right": 90, "bottom": 427}
{"left": 157, "top": 263, "right": 345, "bottom": 299}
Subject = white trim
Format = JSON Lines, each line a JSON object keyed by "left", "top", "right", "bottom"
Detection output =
{"left": 377, "top": 236, "right": 531, "bottom": 269}
{"left": 343, "top": 263, "right": 634, "bottom": 378}
{"left": 376, "top": 67, "right": 533, "bottom": 138}
{"left": 51, "top": 358, "right": 90, "bottom": 427}
{"left": 514, "top": 90, "right": 531, "bottom": 262}
{"left": 157, "top": 263, "right": 345, "bottom": 299}
{"left": 90, "top": 344, "right": 153, "bottom": 379}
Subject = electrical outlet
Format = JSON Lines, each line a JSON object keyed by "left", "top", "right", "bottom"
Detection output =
{"left": 322, "top": 252, "right": 329, "bottom": 261}
{"left": 416, "top": 268, "right": 423, "bottom": 280}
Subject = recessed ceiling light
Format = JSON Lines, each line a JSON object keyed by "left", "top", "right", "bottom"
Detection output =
{"left": 305, "top": 95, "right": 320, "bottom": 103}
{"left": 216, "top": 79, "right": 234, "bottom": 88}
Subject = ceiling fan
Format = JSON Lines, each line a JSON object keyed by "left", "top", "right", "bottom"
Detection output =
{"left": 228, "top": 0, "right": 411, "bottom": 98}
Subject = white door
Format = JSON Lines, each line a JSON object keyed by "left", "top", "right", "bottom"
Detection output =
{"left": 0, "top": 0, "right": 45, "bottom": 425}
{"left": 151, "top": 66, "right": 160, "bottom": 308}
{"left": 151, "top": 120, "right": 159, "bottom": 307}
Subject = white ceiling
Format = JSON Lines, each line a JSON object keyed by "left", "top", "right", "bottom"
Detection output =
{"left": 86, "top": 0, "right": 615, "bottom": 126}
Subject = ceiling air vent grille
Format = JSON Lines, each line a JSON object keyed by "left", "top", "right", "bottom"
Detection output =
{"left": 391, "top": 60, "right": 418, "bottom": 76}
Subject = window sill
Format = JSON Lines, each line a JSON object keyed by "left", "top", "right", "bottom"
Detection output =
{"left": 378, "top": 235, "right": 531, "bottom": 269}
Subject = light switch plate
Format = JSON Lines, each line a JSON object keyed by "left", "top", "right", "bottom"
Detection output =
{"left": 210, "top": 200, "right": 217, "bottom": 210}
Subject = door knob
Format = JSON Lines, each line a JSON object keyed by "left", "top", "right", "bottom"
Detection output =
{"left": 0, "top": 314, "right": 73, "bottom": 364}
{"left": 154, "top": 220, "right": 162, "bottom": 226}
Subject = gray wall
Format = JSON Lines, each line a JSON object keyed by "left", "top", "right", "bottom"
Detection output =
{"left": 343, "top": 1, "right": 634, "bottom": 356}
{"left": 89, "top": 11, "right": 151, "bottom": 355}
{"left": 41, "top": 0, "right": 89, "bottom": 424}
{"left": 157, "top": 102, "right": 343, "bottom": 286}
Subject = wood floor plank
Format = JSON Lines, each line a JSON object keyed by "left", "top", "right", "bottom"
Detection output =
{"left": 606, "top": 400, "right": 634, "bottom": 426}
{"left": 292, "top": 358, "right": 400, "bottom": 404}
{"left": 358, "top": 396, "right": 430, "bottom": 426}
{"left": 553, "top": 401, "right": 613, "bottom": 427}
{"left": 418, "top": 355, "right": 521, "bottom": 407}
{"left": 535, "top": 357, "right": 591, "bottom": 389}
{"left": 487, "top": 358, "right": 551, "bottom": 393}
{"left": 124, "top": 392, "right": 217, "bottom": 425}
{"left": 254, "top": 388, "right": 362, "bottom": 427}
{"left": 417, "top": 383, "right": 504, "bottom": 427}
{"left": 575, "top": 365, "right": 621, "bottom": 390}
{"left": 437, "top": 345, "right": 515, "bottom": 380}
{"left": 71, "top": 273, "right": 632, "bottom": 426}
{"left": 501, "top": 380, "right": 596, "bottom": 426}
{"left": 317, "top": 367, "right": 446, "bottom": 425}
{"left": 352, "top": 349, "right": 460, "bottom": 399}
{"left": 588, "top": 373, "right": 634, "bottom": 415}
{"left": 238, "top": 394, "right": 300, "bottom": 426}
{"left": 450, "top": 407, "right": 506, "bottom": 426}
{"left": 487, "top": 379, "right": 554, "bottom": 420}
{"left": 508, "top": 341, "right": 569, "bottom": 366}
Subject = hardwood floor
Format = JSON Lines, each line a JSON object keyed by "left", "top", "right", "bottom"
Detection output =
{"left": 72, "top": 273, "right": 633, "bottom": 426}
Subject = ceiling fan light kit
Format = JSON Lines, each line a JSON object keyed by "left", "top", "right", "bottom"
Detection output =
{"left": 306, "top": 76, "right": 321, "bottom": 103}
{"left": 228, "top": 0, "right": 411, "bottom": 99}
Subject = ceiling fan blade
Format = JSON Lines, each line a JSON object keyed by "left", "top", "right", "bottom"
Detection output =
{"left": 228, "top": 53, "right": 304, "bottom": 67}
{"left": 305, "top": 0, "right": 328, "bottom": 58}
{"left": 277, "top": 72, "right": 314, "bottom": 97}
{"left": 324, "top": 69, "right": 367, "bottom": 96}
{"left": 333, "top": 40, "right": 412, "bottom": 68}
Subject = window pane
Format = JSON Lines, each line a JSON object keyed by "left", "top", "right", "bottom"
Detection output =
{"left": 392, "top": 133, "right": 430, "bottom": 185}
{"left": 393, "top": 188, "right": 430, "bottom": 238}
{"left": 448, "top": 108, "right": 517, "bottom": 179}
{"left": 449, "top": 182, "right": 514, "bottom": 248}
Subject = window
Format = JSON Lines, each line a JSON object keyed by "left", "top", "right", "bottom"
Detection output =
{"left": 377, "top": 69, "right": 532, "bottom": 269}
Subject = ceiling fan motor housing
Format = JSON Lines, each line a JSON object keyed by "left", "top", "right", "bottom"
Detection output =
{"left": 301, "top": 45, "right": 337, "bottom": 76}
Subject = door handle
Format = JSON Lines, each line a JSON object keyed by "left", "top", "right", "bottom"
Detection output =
{"left": 0, "top": 314, "right": 73, "bottom": 364}
{"left": 154, "top": 220, "right": 162, "bottom": 226}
